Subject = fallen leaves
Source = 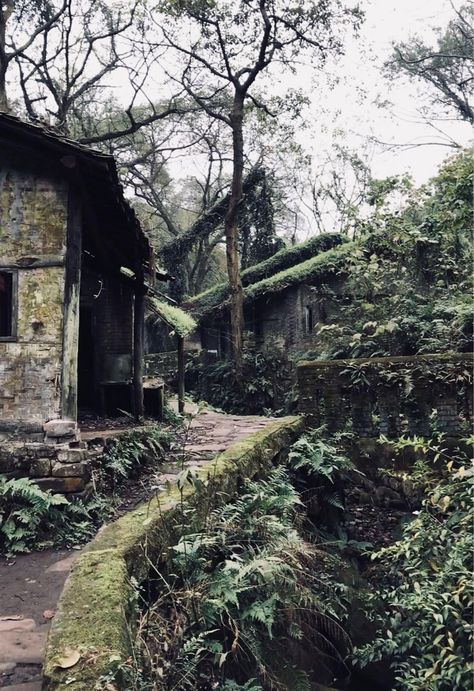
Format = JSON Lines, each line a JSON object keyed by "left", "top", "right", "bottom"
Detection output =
{"left": 56, "top": 648, "right": 81, "bottom": 669}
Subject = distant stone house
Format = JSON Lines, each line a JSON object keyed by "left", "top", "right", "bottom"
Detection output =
{"left": 184, "top": 233, "right": 351, "bottom": 356}
{"left": 0, "top": 113, "right": 157, "bottom": 443}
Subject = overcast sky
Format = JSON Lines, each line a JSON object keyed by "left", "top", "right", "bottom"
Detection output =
{"left": 302, "top": 0, "right": 472, "bottom": 184}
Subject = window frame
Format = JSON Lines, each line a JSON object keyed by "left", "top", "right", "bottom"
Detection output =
{"left": 0, "top": 269, "right": 18, "bottom": 342}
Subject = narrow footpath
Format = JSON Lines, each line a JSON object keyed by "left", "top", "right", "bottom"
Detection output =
{"left": 0, "top": 405, "right": 277, "bottom": 690}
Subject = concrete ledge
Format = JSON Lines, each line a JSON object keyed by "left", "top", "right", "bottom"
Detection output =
{"left": 297, "top": 352, "right": 473, "bottom": 369}
{"left": 42, "top": 416, "right": 305, "bottom": 690}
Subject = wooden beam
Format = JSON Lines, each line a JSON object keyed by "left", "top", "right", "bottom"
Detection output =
{"left": 177, "top": 335, "right": 185, "bottom": 414}
{"left": 61, "top": 187, "right": 82, "bottom": 421}
{"left": 0, "top": 255, "right": 65, "bottom": 269}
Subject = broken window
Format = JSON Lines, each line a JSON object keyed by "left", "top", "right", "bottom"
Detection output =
{"left": 304, "top": 305, "right": 314, "bottom": 333}
{"left": 0, "top": 271, "right": 16, "bottom": 339}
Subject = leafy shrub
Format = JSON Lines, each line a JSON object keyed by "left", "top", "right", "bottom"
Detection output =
{"left": 133, "top": 467, "right": 351, "bottom": 690}
{"left": 186, "top": 344, "right": 294, "bottom": 415}
{"left": 95, "top": 425, "right": 171, "bottom": 491}
{"left": 355, "top": 437, "right": 474, "bottom": 690}
{"left": 0, "top": 476, "right": 105, "bottom": 555}
{"left": 0, "top": 424, "right": 172, "bottom": 556}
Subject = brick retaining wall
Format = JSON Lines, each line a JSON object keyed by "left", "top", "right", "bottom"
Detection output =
{"left": 297, "top": 353, "right": 473, "bottom": 437}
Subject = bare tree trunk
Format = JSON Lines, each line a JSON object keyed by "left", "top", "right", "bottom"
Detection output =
{"left": 0, "top": 8, "right": 10, "bottom": 112}
{"left": 225, "top": 92, "right": 245, "bottom": 370}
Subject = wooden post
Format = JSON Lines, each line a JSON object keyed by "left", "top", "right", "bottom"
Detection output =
{"left": 133, "top": 279, "right": 145, "bottom": 420}
{"left": 61, "top": 189, "right": 82, "bottom": 421}
{"left": 177, "top": 335, "right": 185, "bottom": 414}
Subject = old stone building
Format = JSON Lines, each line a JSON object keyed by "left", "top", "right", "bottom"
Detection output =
{"left": 0, "top": 114, "right": 158, "bottom": 490}
{"left": 183, "top": 232, "right": 350, "bottom": 356}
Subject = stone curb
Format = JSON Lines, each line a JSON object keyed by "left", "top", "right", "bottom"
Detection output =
{"left": 42, "top": 416, "right": 305, "bottom": 690}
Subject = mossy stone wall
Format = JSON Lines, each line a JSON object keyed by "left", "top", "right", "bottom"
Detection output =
{"left": 0, "top": 163, "right": 68, "bottom": 429}
{"left": 42, "top": 416, "right": 305, "bottom": 691}
{"left": 298, "top": 353, "right": 473, "bottom": 437}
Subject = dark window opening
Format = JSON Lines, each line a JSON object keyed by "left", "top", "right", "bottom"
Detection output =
{"left": 304, "top": 305, "right": 314, "bottom": 333}
{"left": 0, "top": 271, "right": 15, "bottom": 339}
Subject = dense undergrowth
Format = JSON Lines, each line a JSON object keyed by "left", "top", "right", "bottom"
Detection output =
{"left": 355, "top": 435, "right": 474, "bottom": 690}
{"left": 0, "top": 423, "right": 173, "bottom": 556}
{"left": 116, "top": 428, "right": 473, "bottom": 691}
{"left": 187, "top": 151, "right": 473, "bottom": 415}
{"left": 119, "top": 430, "right": 356, "bottom": 691}
{"left": 186, "top": 343, "right": 294, "bottom": 415}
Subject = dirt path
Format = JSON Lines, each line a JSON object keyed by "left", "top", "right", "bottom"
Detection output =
{"left": 0, "top": 405, "right": 277, "bottom": 690}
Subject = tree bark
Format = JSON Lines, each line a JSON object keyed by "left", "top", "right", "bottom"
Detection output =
{"left": 224, "top": 91, "right": 245, "bottom": 370}
{"left": 0, "top": 7, "right": 10, "bottom": 112}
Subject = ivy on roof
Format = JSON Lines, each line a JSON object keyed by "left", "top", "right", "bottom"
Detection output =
{"left": 147, "top": 296, "right": 197, "bottom": 338}
{"left": 187, "top": 233, "right": 351, "bottom": 319}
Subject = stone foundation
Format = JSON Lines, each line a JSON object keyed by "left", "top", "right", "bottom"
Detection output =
{"left": 0, "top": 439, "right": 103, "bottom": 495}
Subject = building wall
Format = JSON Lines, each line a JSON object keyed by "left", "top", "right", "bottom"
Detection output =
{"left": 245, "top": 279, "right": 344, "bottom": 354}
{"left": 0, "top": 164, "right": 68, "bottom": 428}
{"left": 80, "top": 270, "right": 134, "bottom": 363}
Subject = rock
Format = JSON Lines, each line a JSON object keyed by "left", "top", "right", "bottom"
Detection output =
{"left": 0, "top": 630, "right": 46, "bottom": 664}
{"left": 52, "top": 461, "right": 87, "bottom": 478}
{"left": 29, "top": 458, "right": 52, "bottom": 477}
{"left": 56, "top": 449, "right": 88, "bottom": 463}
{"left": 0, "top": 618, "right": 35, "bottom": 633}
{"left": 34, "top": 477, "right": 85, "bottom": 493}
{"left": 43, "top": 420, "right": 77, "bottom": 438}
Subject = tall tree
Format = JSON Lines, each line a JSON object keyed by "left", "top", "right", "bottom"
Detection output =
{"left": 387, "top": 3, "right": 473, "bottom": 125}
{"left": 1, "top": 0, "right": 188, "bottom": 141}
{"left": 157, "top": 0, "right": 362, "bottom": 367}
{"left": 0, "top": 0, "right": 67, "bottom": 111}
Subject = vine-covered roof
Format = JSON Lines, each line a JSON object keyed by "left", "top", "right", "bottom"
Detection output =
{"left": 186, "top": 233, "right": 351, "bottom": 319}
{"left": 147, "top": 297, "right": 197, "bottom": 337}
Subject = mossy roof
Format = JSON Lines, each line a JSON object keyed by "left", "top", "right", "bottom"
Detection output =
{"left": 186, "top": 235, "right": 356, "bottom": 319}
{"left": 147, "top": 296, "right": 197, "bottom": 337}
{"left": 187, "top": 234, "right": 354, "bottom": 319}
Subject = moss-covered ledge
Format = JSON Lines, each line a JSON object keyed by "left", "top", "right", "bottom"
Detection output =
{"left": 42, "top": 415, "right": 305, "bottom": 691}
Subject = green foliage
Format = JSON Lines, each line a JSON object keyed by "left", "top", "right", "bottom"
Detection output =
{"left": 288, "top": 430, "right": 354, "bottom": 482}
{"left": 131, "top": 467, "right": 351, "bottom": 690}
{"left": 0, "top": 425, "right": 171, "bottom": 556}
{"left": 387, "top": 4, "right": 473, "bottom": 123}
{"left": 0, "top": 476, "right": 106, "bottom": 555}
{"left": 187, "top": 232, "right": 347, "bottom": 318}
{"left": 95, "top": 425, "right": 171, "bottom": 491}
{"left": 296, "top": 150, "right": 474, "bottom": 361}
{"left": 186, "top": 343, "right": 294, "bottom": 414}
{"left": 147, "top": 296, "right": 197, "bottom": 338}
{"left": 355, "top": 437, "right": 474, "bottom": 690}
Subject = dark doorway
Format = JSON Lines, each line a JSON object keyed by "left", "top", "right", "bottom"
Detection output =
{"left": 78, "top": 306, "right": 96, "bottom": 410}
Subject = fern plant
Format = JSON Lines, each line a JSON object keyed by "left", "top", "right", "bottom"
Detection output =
{"left": 136, "top": 467, "right": 351, "bottom": 690}
{"left": 0, "top": 476, "right": 68, "bottom": 553}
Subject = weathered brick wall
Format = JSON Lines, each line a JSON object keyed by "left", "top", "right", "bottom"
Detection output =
{"left": 145, "top": 351, "right": 179, "bottom": 383}
{"left": 0, "top": 163, "right": 68, "bottom": 428}
{"left": 298, "top": 353, "right": 473, "bottom": 437}
{"left": 254, "top": 280, "right": 346, "bottom": 354}
{"left": 80, "top": 269, "right": 134, "bottom": 378}
{"left": 0, "top": 166, "right": 68, "bottom": 258}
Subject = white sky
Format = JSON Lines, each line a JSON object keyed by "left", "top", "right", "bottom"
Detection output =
{"left": 304, "top": 0, "right": 472, "bottom": 184}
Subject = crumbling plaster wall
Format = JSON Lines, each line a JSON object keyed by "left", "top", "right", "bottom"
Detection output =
{"left": 0, "top": 165, "right": 68, "bottom": 427}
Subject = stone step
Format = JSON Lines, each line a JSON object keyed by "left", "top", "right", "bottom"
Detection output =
{"left": 0, "top": 631, "right": 47, "bottom": 665}
{"left": 0, "top": 683, "right": 42, "bottom": 690}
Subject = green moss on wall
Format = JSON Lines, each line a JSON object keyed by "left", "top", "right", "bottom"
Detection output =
{"left": 42, "top": 416, "right": 305, "bottom": 691}
{"left": 186, "top": 233, "right": 348, "bottom": 318}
